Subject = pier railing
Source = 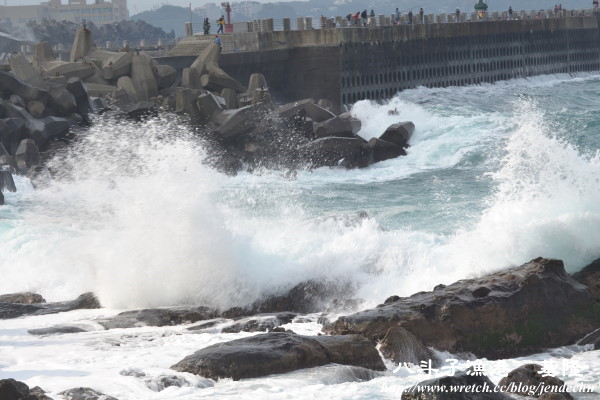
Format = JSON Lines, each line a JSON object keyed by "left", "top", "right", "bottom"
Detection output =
{"left": 227, "top": 8, "right": 598, "bottom": 33}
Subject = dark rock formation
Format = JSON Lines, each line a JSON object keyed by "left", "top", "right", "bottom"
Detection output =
{"left": 14, "top": 139, "right": 40, "bottom": 174}
{"left": 498, "top": 364, "right": 574, "bottom": 399}
{"left": 367, "top": 137, "right": 406, "bottom": 163}
{"left": 0, "top": 292, "right": 46, "bottom": 304}
{"left": 0, "top": 292, "right": 100, "bottom": 319}
{"left": 379, "top": 121, "right": 414, "bottom": 148}
{"left": 578, "top": 328, "right": 600, "bottom": 349}
{"left": 59, "top": 387, "right": 118, "bottom": 400}
{"left": 171, "top": 332, "right": 385, "bottom": 380}
{"left": 0, "top": 379, "right": 53, "bottom": 400}
{"left": 221, "top": 312, "right": 296, "bottom": 333}
{"left": 96, "top": 306, "right": 215, "bottom": 329}
{"left": 325, "top": 258, "right": 600, "bottom": 359}
{"left": 379, "top": 326, "right": 439, "bottom": 366}
{"left": 572, "top": 258, "right": 600, "bottom": 302}
{"left": 297, "top": 137, "right": 367, "bottom": 168}
{"left": 401, "top": 369, "right": 510, "bottom": 399}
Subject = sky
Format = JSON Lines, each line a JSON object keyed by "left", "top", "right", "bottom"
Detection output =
{"left": 2, "top": 0, "right": 593, "bottom": 16}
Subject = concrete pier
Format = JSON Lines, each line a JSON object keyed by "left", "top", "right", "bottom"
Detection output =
{"left": 158, "top": 13, "right": 600, "bottom": 110}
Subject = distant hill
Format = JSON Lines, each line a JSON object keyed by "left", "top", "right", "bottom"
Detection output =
{"left": 132, "top": 5, "right": 203, "bottom": 37}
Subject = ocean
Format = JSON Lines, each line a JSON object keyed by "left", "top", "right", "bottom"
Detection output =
{"left": 1, "top": 73, "right": 599, "bottom": 398}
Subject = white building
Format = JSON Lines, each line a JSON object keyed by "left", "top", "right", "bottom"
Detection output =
{"left": 0, "top": 0, "right": 129, "bottom": 27}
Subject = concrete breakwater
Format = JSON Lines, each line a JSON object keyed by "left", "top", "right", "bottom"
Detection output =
{"left": 159, "top": 14, "right": 600, "bottom": 111}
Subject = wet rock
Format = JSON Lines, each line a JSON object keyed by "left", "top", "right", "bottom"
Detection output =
{"left": 379, "top": 326, "right": 439, "bottom": 366}
{"left": 213, "top": 106, "right": 256, "bottom": 140}
{"left": 59, "top": 387, "right": 118, "bottom": 400}
{"left": 251, "top": 280, "right": 356, "bottom": 315}
{"left": 0, "top": 292, "right": 100, "bottom": 319}
{"left": 220, "top": 88, "right": 238, "bottom": 109}
{"left": 187, "top": 318, "right": 229, "bottom": 331}
{"left": 221, "top": 312, "right": 297, "bottom": 333}
{"left": 0, "top": 118, "right": 26, "bottom": 155}
{"left": 0, "top": 70, "right": 49, "bottom": 104}
{"left": 313, "top": 115, "right": 361, "bottom": 139}
{"left": 498, "top": 364, "right": 574, "bottom": 399}
{"left": 0, "top": 190, "right": 3, "bottom": 205}
{"left": 145, "top": 374, "right": 213, "bottom": 391}
{"left": 401, "top": 369, "right": 510, "bottom": 399}
{"left": 96, "top": 306, "right": 216, "bottom": 329}
{"left": 324, "top": 258, "right": 600, "bottom": 359}
{"left": 9, "top": 94, "right": 27, "bottom": 108}
{"left": 196, "top": 92, "right": 223, "bottom": 122}
{"left": 0, "top": 379, "right": 53, "bottom": 400}
{"left": 0, "top": 292, "right": 45, "bottom": 304}
{"left": 131, "top": 54, "right": 161, "bottom": 101}
{"left": 171, "top": 332, "right": 385, "bottom": 380}
{"left": 14, "top": 139, "right": 40, "bottom": 174}
{"left": 48, "top": 86, "right": 77, "bottom": 115}
{"left": 572, "top": 258, "right": 600, "bottom": 302}
{"left": 379, "top": 121, "right": 415, "bottom": 148}
{"left": 578, "top": 328, "right": 600, "bottom": 349}
{"left": 89, "top": 97, "right": 108, "bottom": 113}
{"left": 366, "top": 137, "right": 406, "bottom": 163}
{"left": 123, "top": 101, "right": 156, "bottom": 119}
{"left": 0, "top": 168, "right": 16, "bottom": 192}
{"left": 28, "top": 324, "right": 93, "bottom": 335}
{"left": 65, "top": 78, "right": 91, "bottom": 115}
{"left": 297, "top": 137, "right": 365, "bottom": 168}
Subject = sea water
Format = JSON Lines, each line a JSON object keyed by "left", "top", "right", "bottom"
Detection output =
{"left": 1, "top": 73, "right": 600, "bottom": 398}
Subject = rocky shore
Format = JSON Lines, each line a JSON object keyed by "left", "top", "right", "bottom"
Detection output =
{"left": 1, "top": 257, "right": 599, "bottom": 399}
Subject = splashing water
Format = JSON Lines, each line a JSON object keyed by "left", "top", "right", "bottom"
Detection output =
{"left": 1, "top": 74, "right": 600, "bottom": 311}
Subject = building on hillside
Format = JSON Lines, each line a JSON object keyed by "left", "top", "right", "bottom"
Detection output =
{"left": 193, "top": 2, "right": 222, "bottom": 19}
{"left": 231, "top": 1, "right": 261, "bottom": 19}
{"left": 0, "top": 0, "right": 129, "bottom": 27}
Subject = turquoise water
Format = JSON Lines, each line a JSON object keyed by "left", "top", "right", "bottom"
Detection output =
{"left": 1, "top": 73, "right": 600, "bottom": 310}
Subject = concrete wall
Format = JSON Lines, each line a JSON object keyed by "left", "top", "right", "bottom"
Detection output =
{"left": 159, "top": 15, "right": 600, "bottom": 109}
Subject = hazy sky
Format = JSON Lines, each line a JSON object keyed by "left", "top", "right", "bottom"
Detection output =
{"left": 3, "top": 0, "right": 593, "bottom": 16}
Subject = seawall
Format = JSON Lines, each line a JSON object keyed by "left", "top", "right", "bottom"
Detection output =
{"left": 156, "top": 14, "right": 600, "bottom": 109}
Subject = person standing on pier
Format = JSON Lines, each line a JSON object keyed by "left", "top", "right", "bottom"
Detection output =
{"left": 408, "top": 9, "right": 413, "bottom": 24}
{"left": 455, "top": 8, "right": 460, "bottom": 22}
{"left": 354, "top": 11, "right": 360, "bottom": 26}
{"left": 203, "top": 18, "right": 211, "bottom": 35}
{"left": 217, "top": 15, "right": 225, "bottom": 34}
{"left": 361, "top": 10, "right": 368, "bottom": 26}
{"left": 594, "top": 0, "right": 599, "bottom": 10}
{"left": 395, "top": 8, "right": 401, "bottom": 24}
{"left": 419, "top": 7, "right": 424, "bottom": 23}
{"left": 508, "top": 6, "right": 513, "bottom": 19}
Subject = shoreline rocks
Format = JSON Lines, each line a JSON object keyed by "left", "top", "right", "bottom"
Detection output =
{"left": 0, "top": 292, "right": 100, "bottom": 319}
{"left": 171, "top": 332, "right": 385, "bottom": 380}
{"left": 324, "top": 258, "right": 600, "bottom": 360}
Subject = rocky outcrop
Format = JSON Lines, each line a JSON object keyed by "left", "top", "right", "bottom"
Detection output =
{"left": 0, "top": 292, "right": 45, "bottom": 304}
{"left": 325, "top": 258, "right": 600, "bottom": 359}
{"left": 220, "top": 312, "right": 296, "bottom": 333}
{"left": 59, "top": 387, "right": 118, "bottom": 400}
{"left": 0, "top": 292, "right": 100, "bottom": 319}
{"left": 572, "top": 258, "right": 600, "bottom": 302}
{"left": 171, "top": 332, "right": 385, "bottom": 380}
{"left": 401, "top": 369, "right": 511, "bottom": 399}
{"left": 379, "top": 326, "right": 439, "bottom": 366}
{"left": 498, "top": 364, "right": 574, "bottom": 399}
{"left": 0, "top": 379, "right": 53, "bottom": 400}
{"left": 379, "top": 121, "right": 414, "bottom": 148}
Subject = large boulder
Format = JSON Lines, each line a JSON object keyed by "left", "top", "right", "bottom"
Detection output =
{"left": 48, "top": 86, "right": 77, "bottom": 115}
{"left": 66, "top": 78, "right": 92, "bottom": 115}
{"left": 213, "top": 106, "right": 256, "bottom": 140}
{"left": 0, "top": 70, "right": 49, "bottom": 104}
{"left": 0, "top": 292, "right": 45, "bottom": 304}
{"left": 379, "top": 326, "right": 438, "bottom": 366}
{"left": 498, "top": 364, "right": 574, "bottom": 399}
{"left": 0, "top": 292, "right": 100, "bottom": 319}
{"left": 572, "top": 258, "right": 600, "bottom": 302}
{"left": 401, "top": 369, "right": 510, "bottom": 399}
{"left": 100, "top": 51, "right": 133, "bottom": 80}
{"left": 0, "top": 118, "right": 26, "bottom": 155}
{"left": 221, "top": 312, "right": 296, "bottom": 333}
{"left": 313, "top": 115, "right": 361, "bottom": 138}
{"left": 366, "top": 137, "right": 406, "bottom": 163}
{"left": 0, "top": 379, "right": 53, "bottom": 400}
{"left": 220, "top": 88, "right": 238, "bottom": 109}
{"left": 325, "top": 258, "right": 600, "bottom": 359}
{"left": 59, "top": 387, "right": 117, "bottom": 400}
{"left": 171, "top": 332, "right": 385, "bottom": 380}
{"left": 0, "top": 168, "right": 16, "bottom": 192}
{"left": 379, "top": 121, "right": 414, "bottom": 148}
{"left": 196, "top": 92, "right": 223, "bottom": 122}
{"left": 297, "top": 137, "right": 366, "bottom": 168}
{"left": 116, "top": 76, "right": 140, "bottom": 103}
{"left": 14, "top": 139, "right": 40, "bottom": 174}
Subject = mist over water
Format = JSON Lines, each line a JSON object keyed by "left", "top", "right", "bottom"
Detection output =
{"left": 1, "top": 74, "right": 600, "bottom": 310}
